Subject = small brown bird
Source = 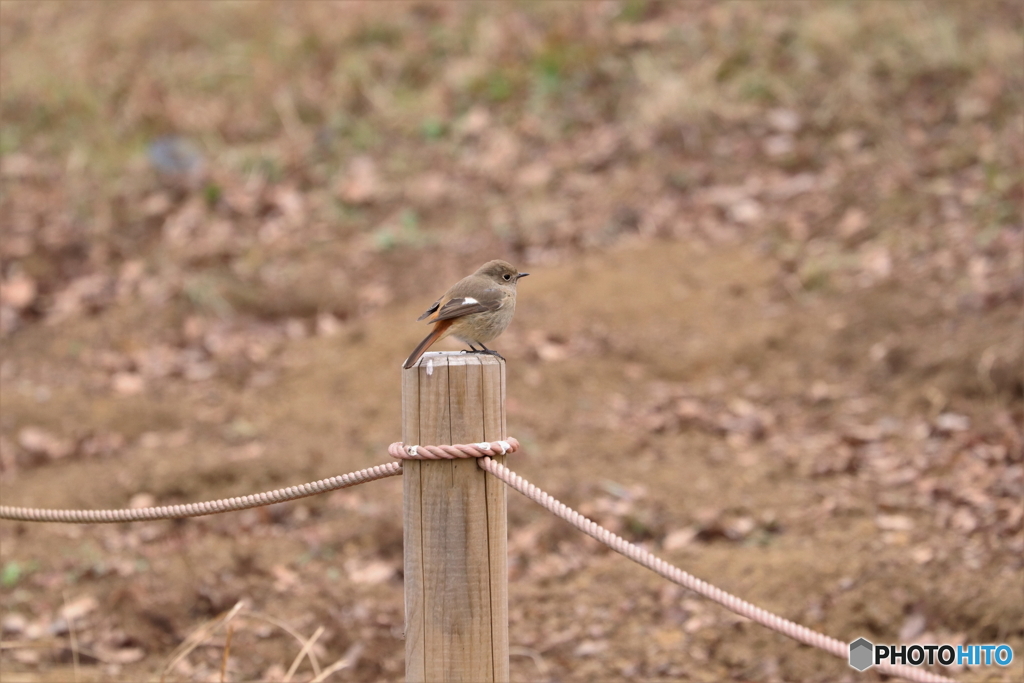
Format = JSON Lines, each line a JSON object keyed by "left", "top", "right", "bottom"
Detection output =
{"left": 403, "top": 260, "right": 528, "bottom": 369}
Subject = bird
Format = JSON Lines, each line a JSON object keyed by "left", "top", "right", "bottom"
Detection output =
{"left": 403, "top": 260, "right": 528, "bottom": 369}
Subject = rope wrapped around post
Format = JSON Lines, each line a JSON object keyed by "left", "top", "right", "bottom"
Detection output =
{"left": 388, "top": 438, "right": 519, "bottom": 460}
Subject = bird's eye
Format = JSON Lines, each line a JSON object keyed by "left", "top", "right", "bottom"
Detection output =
{"left": 503, "top": 273, "right": 511, "bottom": 281}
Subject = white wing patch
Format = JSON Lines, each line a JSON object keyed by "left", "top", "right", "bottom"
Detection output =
{"left": 461, "top": 297, "right": 479, "bottom": 305}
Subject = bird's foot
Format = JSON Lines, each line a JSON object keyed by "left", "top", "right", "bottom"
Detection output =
{"left": 462, "top": 346, "right": 505, "bottom": 361}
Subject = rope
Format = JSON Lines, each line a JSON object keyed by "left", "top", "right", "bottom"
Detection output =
{"left": 0, "top": 437, "right": 959, "bottom": 682}
{"left": 0, "top": 462, "right": 402, "bottom": 523}
{"left": 0, "top": 437, "right": 518, "bottom": 522}
{"left": 477, "top": 456, "right": 957, "bottom": 683}
{"left": 388, "top": 438, "right": 519, "bottom": 460}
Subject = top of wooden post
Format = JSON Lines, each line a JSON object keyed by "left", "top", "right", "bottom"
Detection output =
{"left": 405, "top": 350, "right": 504, "bottom": 369}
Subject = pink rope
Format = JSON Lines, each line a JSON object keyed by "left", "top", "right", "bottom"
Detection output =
{"left": 477, "top": 456, "right": 957, "bottom": 683}
{"left": 388, "top": 438, "right": 519, "bottom": 460}
{"left": 0, "top": 462, "right": 402, "bottom": 523}
{"left": 0, "top": 436, "right": 961, "bottom": 683}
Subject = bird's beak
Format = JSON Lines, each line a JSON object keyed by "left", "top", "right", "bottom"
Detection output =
{"left": 517, "top": 272, "right": 529, "bottom": 280}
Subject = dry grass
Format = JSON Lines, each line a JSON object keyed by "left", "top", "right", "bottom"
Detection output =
{"left": 1, "top": 2, "right": 1021, "bottom": 681}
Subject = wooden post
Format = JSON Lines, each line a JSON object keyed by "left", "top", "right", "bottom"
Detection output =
{"left": 402, "top": 352, "right": 509, "bottom": 682}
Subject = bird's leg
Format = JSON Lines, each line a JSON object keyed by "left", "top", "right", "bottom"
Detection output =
{"left": 477, "top": 343, "right": 505, "bottom": 361}
{"left": 460, "top": 342, "right": 504, "bottom": 360}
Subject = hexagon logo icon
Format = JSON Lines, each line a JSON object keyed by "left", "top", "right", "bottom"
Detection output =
{"left": 849, "top": 638, "right": 874, "bottom": 671}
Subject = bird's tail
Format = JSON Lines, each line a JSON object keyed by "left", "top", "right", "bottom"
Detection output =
{"left": 402, "top": 320, "right": 454, "bottom": 369}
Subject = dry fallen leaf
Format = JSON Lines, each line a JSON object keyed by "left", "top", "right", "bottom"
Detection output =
{"left": 875, "top": 514, "right": 914, "bottom": 532}
{"left": 271, "top": 564, "right": 299, "bottom": 592}
{"left": 0, "top": 273, "right": 37, "bottom": 310}
{"left": 2, "top": 612, "right": 28, "bottom": 635}
{"left": 129, "top": 493, "right": 157, "bottom": 509}
{"left": 663, "top": 527, "right": 699, "bottom": 551}
{"left": 112, "top": 372, "right": 145, "bottom": 396}
{"left": 405, "top": 171, "right": 450, "bottom": 205}
{"left": 18, "top": 426, "right": 74, "bottom": 459}
{"left": 337, "top": 156, "right": 383, "bottom": 204}
{"left": 345, "top": 558, "right": 395, "bottom": 585}
{"left": 934, "top": 412, "right": 970, "bottom": 433}
{"left": 94, "top": 644, "right": 146, "bottom": 664}
{"left": 767, "top": 108, "right": 802, "bottom": 133}
{"left": 60, "top": 595, "right": 99, "bottom": 621}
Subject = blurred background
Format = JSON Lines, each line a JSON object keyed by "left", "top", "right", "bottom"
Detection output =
{"left": 1, "top": 2, "right": 1021, "bottom": 681}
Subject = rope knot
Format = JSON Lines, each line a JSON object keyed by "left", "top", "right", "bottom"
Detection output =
{"left": 388, "top": 438, "right": 520, "bottom": 460}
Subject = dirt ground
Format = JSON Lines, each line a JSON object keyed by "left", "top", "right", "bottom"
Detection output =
{"left": 1, "top": 2, "right": 1021, "bottom": 682}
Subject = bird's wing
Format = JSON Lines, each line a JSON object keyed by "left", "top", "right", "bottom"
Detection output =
{"left": 415, "top": 300, "right": 442, "bottom": 321}
{"left": 429, "top": 291, "right": 504, "bottom": 322}
{"left": 416, "top": 271, "right": 509, "bottom": 322}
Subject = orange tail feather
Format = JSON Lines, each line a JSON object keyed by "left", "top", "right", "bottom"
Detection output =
{"left": 403, "top": 319, "right": 454, "bottom": 369}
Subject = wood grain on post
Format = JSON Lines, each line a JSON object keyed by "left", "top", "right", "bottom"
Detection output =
{"left": 402, "top": 352, "right": 509, "bottom": 682}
